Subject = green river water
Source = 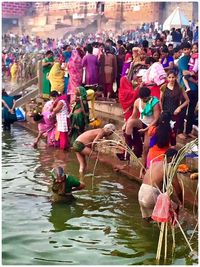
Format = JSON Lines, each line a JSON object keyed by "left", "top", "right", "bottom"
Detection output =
{"left": 2, "top": 126, "right": 198, "bottom": 265}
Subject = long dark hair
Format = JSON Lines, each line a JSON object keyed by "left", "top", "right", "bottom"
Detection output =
{"left": 127, "top": 63, "right": 147, "bottom": 81}
{"left": 167, "top": 70, "right": 181, "bottom": 98}
{"left": 155, "top": 112, "right": 172, "bottom": 148}
{"left": 2, "top": 89, "right": 8, "bottom": 96}
{"left": 76, "top": 47, "right": 85, "bottom": 58}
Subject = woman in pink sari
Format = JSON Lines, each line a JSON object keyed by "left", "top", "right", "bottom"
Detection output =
{"left": 67, "top": 49, "right": 84, "bottom": 102}
{"left": 33, "top": 112, "right": 57, "bottom": 148}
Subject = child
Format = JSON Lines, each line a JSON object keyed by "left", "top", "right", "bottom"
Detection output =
{"left": 50, "top": 167, "right": 85, "bottom": 202}
{"left": 182, "top": 43, "right": 198, "bottom": 92}
{"left": 73, "top": 124, "right": 116, "bottom": 180}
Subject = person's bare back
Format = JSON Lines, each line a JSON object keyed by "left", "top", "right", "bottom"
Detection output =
{"left": 143, "top": 161, "right": 164, "bottom": 190}
{"left": 76, "top": 128, "right": 104, "bottom": 147}
{"left": 143, "top": 160, "right": 182, "bottom": 202}
{"left": 74, "top": 124, "right": 116, "bottom": 180}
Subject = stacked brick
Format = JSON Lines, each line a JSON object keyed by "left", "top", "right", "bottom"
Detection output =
{"left": 2, "top": 1, "right": 195, "bottom": 30}
{"left": 2, "top": 2, "right": 31, "bottom": 18}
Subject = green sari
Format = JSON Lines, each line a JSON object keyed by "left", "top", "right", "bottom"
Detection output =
{"left": 70, "top": 86, "right": 89, "bottom": 145}
{"left": 42, "top": 56, "right": 54, "bottom": 98}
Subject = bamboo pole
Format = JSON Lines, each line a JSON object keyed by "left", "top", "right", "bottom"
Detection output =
{"left": 164, "top": 222, "right": 168, "bottom": 260}
{"left": 175, "top": 218, "right": 194, "bottom": 252}
{"left": 156, "top": 222, "right": 165, "bottom": 262}
{"left": 171, "top": 227, "right": 176, "bottom": 256}
{"left": 154, "top": 139, "right": 198, "bottom": 263}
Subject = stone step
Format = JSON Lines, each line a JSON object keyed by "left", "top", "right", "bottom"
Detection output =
{"left": 23, "top": 97, "right": 197, "bottom": 150}
{"left": 94, "top": 100, "right": 123, "bottom": 117}
{"left": 15, "top": 118, "right": 198, "bottom": 208}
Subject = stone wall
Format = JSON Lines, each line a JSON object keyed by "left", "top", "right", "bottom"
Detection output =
{"left": 2, "top": 2, "right": 31, "bottom": 18}
{"left": 33, "top": 1, "right": 160, "bottom": 26}
{"left": 2, "top": 1, "right": 197, "bottom": 22}
{"left": 104, "top": 2, "right": 160, "bottom": 26}
{"left": 2, "top": 2, "right": 198, "bottom": 35}
{"left": 34, "top": 2, "right": 97, "bottom": 14}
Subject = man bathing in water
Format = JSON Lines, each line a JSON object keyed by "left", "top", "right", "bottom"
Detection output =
{"left": 138, "top": 149, "right": 183, "bottom": 221}
{"left": 73, "top": 124, "right": 116, "bottom": 180}
{"left": 50, "top": 166, "right": 85, "bottom": 202}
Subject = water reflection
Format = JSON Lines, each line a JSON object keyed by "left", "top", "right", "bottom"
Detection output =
{"left": 49, "top": 201, "right": 83, "bottom": 232}
{"left": 2, "top": 126, "right": 198, "bottom": 265}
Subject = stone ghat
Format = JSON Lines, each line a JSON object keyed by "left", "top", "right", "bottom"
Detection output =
{"left": 16, "top": 99, "right": 198, "bottom": 208}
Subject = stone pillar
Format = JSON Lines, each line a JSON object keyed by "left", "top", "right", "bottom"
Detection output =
{"left": 84, "top": 1, "right": 88, "bottom": 18}
{"left": 97, "top": 14, "right": 101, "bottom": 32}
{"left": 37, "top": 60, "right": 43, "bottom": 95}
{"left": 120, "top": 2, "right": 124, "bottom": 34}
{"left": 192, "top": 2, "right": 198, "bottom": 23}
{"left": 115, "top": 2, "right": 122, "bottom": 34}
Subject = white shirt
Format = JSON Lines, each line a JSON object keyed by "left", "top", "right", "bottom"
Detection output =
{"left": 139, "top": 99, "right": 154, "bottom": 126}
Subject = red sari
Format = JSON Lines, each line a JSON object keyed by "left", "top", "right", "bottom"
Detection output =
{"left": 147, "top": 84, "right": 161, "bottom": 100}
{"left": 118, "top": 76, "right": 140, "bottom": 121}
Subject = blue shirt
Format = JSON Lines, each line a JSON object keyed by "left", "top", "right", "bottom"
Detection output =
{"left": 178, "top": 55, "right": 198, "bottom": 91}
{"left": 193, "top": 30, "right": 198, "bottom": 43}
{"left": 161, "top": 56, "right": 174, "bottom": 68}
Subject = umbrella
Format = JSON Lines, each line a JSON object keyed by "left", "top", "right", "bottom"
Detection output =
{"left": 163, "top": 7, "right": 190, "bottom": 30}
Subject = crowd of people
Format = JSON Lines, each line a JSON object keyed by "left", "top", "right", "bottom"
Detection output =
{"left": 2, "top": 24, "right": 198, "bottom": 219}
{"left": 2, "top": 24, "right": 198, "bottom": 85}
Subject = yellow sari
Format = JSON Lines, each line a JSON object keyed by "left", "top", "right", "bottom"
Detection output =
{"left": 87, "top": 89, "right": 102, "bottom": 128}
{"left": 10, "top": 63, "right": 18, "bottom": 83}
{"left": 48, "top": 62, "right": 64, "bottom": 94}
{"left": 86, "top": 89, "right": 95, "bottom": 120}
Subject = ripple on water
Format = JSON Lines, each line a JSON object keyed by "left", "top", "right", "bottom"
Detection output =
{"left": 2, "top": 126, "right": 198, "bottom": 265}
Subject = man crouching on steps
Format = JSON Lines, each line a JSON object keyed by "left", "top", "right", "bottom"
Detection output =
{"left": 73, "top": 124, "right": 116, "bottom": 180}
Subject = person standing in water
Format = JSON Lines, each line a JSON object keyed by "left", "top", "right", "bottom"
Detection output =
{"left": 50, "top": 167, "right": 85, "bottom": 202}
{"left": 73, "top": 124, "right": 116, "bottom": 180}
{"left": 2, "top": 89, "right": 17, "bottom": 130}
{"left": 138, "top": 149, "right": 183, "bottom": 221}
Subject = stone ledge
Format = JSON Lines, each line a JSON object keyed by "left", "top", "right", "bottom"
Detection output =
{"left": 94, "top": 101, "right": 123, "bottom": 117}
{"left": 15, "top": 118, "right": 197, "bottom": 207}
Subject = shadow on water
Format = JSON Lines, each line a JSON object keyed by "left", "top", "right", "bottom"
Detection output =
{"left": 2, "top": 126, "right": 198, "bottom": 265}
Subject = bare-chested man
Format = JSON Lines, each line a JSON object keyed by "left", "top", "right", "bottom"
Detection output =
{"left": 138, "top": 149, "right": 183, "bottom": 221}
{"left": 73, "top": 124, "right": 116, "bottom": 180}
{"left": 125, "top": 86, "right": 160, "bottom": 168}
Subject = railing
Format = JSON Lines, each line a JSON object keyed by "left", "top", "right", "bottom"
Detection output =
{"left": 9, "top": 77, "right": 38, "bottom": 97}
{"left": 15, "top": 88, "right": 39, "bottom": 107}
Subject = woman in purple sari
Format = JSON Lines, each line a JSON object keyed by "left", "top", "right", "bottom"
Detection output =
{"left": 121, "top": 44, "right": 133, "bottom": 76}
{"left": 82, "top": 44, "right": 99, "bottom": 86}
